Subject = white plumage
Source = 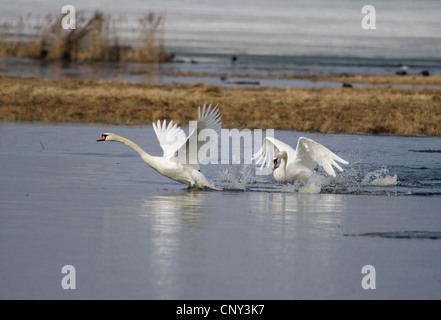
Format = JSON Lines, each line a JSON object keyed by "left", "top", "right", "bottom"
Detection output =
{"left": 253, "top": 136, "right": 349, "bottom": 183}
{"left": 97, "top": 104, "right": 221, "bottom": 188}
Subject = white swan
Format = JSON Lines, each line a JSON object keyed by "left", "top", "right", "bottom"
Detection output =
{"left": 97, "top": 104, "right": 221, "bottom": 189}
{"left": 253, "top": 136, "right": 349, "bottom": 183}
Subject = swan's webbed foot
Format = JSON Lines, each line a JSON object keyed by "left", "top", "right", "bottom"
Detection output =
{"left": 188, "top": 182, "right": 196, "bottom": 189}
{"left": 186, "top": 183, "right": 218, "bottom": 191}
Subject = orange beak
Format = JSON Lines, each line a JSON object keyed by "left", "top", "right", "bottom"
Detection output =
{"left": 273, "top": 159, "right": 278, "bottom": 169}
{"left": 96, "top": 135, "right": 106, "bottom": 142}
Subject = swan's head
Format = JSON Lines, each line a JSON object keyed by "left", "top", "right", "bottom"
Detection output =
{"left": 97, "top": 133, "right": 115, "bottom": 142}
{"left": 273, "top": 151, "right": 288, "bottom": 169}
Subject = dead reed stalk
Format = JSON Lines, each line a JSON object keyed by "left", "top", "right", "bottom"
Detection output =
{"left": 0, "top": 10, "right": 172, "bottom": 63}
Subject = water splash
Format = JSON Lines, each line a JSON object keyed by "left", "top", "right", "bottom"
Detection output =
{"left": 299, "top": 173, "right": 323, "bottom": 194}
{"left": 361, "top": 168, "right": 398, "bottom": 186}
{"left": 210, "top": 163, "right": 437, "bottom": 196}
{"left": 215, "top": 164, "right": 264, "bottom": 191}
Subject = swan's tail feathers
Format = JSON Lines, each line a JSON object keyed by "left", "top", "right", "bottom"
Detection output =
{"left": 197, "top": 104, "right": 222, "bottom": 134}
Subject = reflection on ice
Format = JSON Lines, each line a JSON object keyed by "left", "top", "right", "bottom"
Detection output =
{"left": 124, "top": 191, "right": 210, "bottom": 298}
{"left": 138, "top": 190, "right": 208, "bottom": 230}
{"left": 134, "top": 189, "right": 348, "bottom": 244}
{"left": 252, "top": 192, "right": 346, "bottom": 215}
{"left": 136, "top": 189, "right": 352, "bottom": 297}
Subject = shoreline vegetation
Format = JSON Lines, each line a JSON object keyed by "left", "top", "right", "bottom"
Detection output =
{"left": 1, "top": 76, "right": 440, "bottom": 137}
{"left": 0, "top": 11, "right": 173, "bottom": 63}
{"left": 1, "top": 10, "right": 440, "bottom": 137}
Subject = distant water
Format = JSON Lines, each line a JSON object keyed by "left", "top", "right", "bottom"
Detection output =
{"left": 3, "top": 0, "right": 441, "bottom": 58}
{"left": 1, "top": 0, "right": 441, "bottom": 82}
{"left": 3, "top": 55, "right": 441, "bottom": 88}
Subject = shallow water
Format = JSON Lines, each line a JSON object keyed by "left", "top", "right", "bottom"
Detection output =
{"left": 1, "top": 56, "right": 441, "bottom": 90}
{"left": 1, "top": 122, "right": 441, "bottom": 299}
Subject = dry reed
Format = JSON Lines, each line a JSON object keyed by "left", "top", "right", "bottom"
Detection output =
{"left": 1, "top": 76, "right": 440, "bottom": 136}
{"left": 0, "top": 11, "right": 172, "bottom": 63}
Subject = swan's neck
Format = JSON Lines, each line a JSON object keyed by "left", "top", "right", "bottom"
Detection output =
{"left": 274, "top": 155, "right": 288, "bottom": 181}
{"left": 279, "top": 157, "right": 287, "bottom": 176}
{"left": 112, "top": 134, "right": 155, "bottom": 165}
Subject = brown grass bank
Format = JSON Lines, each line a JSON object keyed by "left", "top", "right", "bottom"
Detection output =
{"left": 1, "top": 76, "right": 440, "bottom": 136}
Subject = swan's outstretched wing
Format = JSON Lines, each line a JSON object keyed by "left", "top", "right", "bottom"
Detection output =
{"left": 295, "top": 137, "right": 349, "bottom": 177}
{"left": 252, "top": 137, "right": 296, "bottom": 169}
{"left": 175, "top": 104, "right": 222, "bottom": 168}
{"left": 152, "top": 120, "right": 187, "bottom": 160}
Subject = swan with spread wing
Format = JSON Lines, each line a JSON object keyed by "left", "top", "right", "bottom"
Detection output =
{"left": 253, "top": 136, "right": 349, "bottom": 183}
{"left": 97, "top": 104, "right": 221, "bottom": 189}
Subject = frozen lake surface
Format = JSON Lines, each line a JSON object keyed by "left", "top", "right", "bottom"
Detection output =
{"left": 1, "top": 122, "right": 441, "bottom": 299}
